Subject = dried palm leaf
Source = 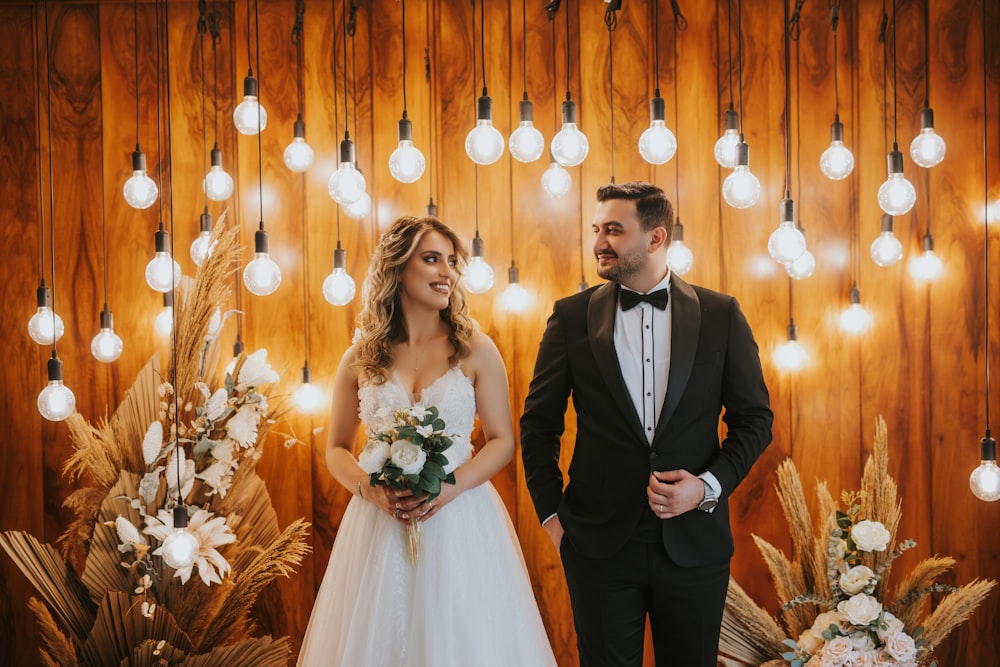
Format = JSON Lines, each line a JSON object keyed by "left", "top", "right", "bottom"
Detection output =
{"left": 182, "top": 635, "right": 291, "bottom": 667}
{"left": 921, "top": 578, "right": 997, "bottom": 651}
{"left": 78, "top": 591, "right": 192, "bottom": 667}
{"left": 59, "top": 487, "right": 109, "bottom": 563}
{"left": 0, "top": 531, "right": 97, "bottom": 645}
{"left": 121, "top": 639, "right": 187, "bottom": 665}
{"left": 28, "top": 596, "right": 80, "bottom": 667}
{"left": 718, "top": 577, "right": 786, "bottom": 665}
{"left": 81, "top": 473, "right": 147, "bottom": 603}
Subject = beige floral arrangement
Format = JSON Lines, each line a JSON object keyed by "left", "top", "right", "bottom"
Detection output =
{"left": 718, "top": 417, "right": 996, "bottom": 667}
{"left": 1, "top": 225, "right": 310, "bottom": 666}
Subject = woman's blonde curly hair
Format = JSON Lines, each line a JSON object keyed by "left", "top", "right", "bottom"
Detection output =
{"left": 354, "top": 215, "right": 475, "bottom": 384}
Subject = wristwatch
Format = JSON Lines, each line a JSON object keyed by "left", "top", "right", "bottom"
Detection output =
{"left": 697, "top": 479, "right": 719, "bottom": 512}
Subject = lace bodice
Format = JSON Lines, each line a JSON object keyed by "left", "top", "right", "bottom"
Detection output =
{"left": 358, "top": 366, "right": 476, "bottom": 472}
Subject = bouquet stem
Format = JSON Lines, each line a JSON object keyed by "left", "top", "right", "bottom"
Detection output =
{"left": 406, "top": 518, "right": 421, "bottom": 563}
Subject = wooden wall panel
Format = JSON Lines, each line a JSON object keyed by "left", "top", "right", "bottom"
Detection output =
{"left": 0, "top": 1, "right": 998, "bottom": 666}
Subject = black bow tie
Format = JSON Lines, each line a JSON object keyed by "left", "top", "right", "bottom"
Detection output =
{"left": 620, "top": 288, "right": 669, "bottom": 311}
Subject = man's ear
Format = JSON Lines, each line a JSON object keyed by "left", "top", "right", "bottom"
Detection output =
{"left": 648, "top": 226, "right": 668, "bottom": 251}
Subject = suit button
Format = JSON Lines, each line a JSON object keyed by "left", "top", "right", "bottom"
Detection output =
{"left": 649, "top": 452, "right": 659, "bottom": 464}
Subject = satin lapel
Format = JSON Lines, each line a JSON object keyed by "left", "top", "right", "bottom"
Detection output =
{"left": 656, "top": 276, "right": 701, "bottom": 439}
{"left": 587, "top": 283, "right": 647, "bottom": 443}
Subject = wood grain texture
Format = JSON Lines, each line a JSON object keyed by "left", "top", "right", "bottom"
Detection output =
{"left": 0, "top": 1, "right": 997, "bottom": 666}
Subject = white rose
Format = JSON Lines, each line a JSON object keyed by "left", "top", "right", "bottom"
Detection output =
{"left": 358, "top": 440, "right": 391, "bottom": 473}
{"left": 876, "top": 611, "right": 904, "bottom": 641}
{"left": 838, "top": 593, "right": 883, "bottom": 626}
{"left": 824, "top": 635, "right": 855, "bottom": 662}
{"left": 797, "top": 628, "right": 825, "bottom": 654}
{"left": 849, "top": 629, "right": 874, "bottom": 651}
{"left": 883, "top": 631, "right": 916, "bottom": 662}
{"left": 390, "top": 439, "right": 427, "bottom": 475}
{"left": 843, "top": 649, "right": 877, "bottom": 667}
{"left": 839, "top": 565, "right": 875, "bottom": 595}
{"left": 810, "top": 610, "right": 846, "bottom": 637}
{"left": 851, "top": 520, "right": 891, "bottom": 552}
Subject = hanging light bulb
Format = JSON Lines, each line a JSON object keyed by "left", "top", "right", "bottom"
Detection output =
{"left": 638, "top": 93, "right": 677, "bottom": 165}
{"left": 819, "top": 116, "right": 855, "bottom": 180}
{"left": 870, "top": 214, "right": 904, "bottom": 267}
{"left": 500, "top": 264, "right": 532, "bottom": 312}
{"left": 283, "top": 115, "right": 314, "bottom": 172}
{"left": 541, "top": 154, "right": 572, "bottom": 198}
{"left": 37, "top": 352, "right": 76, "bottom": 421}
{"left": 773, "top": 320, "right": 807, "bottom": 372}
{"left": 389, "top": 113, "right": 426, "bottom": 182}
{"left": 463, "top": 233, "right": 495, "bottom": 294}
{"left": 203, "top": 143, "right": 235, "bottom": 202}
{"left": 343, "top": 190, "right": 372, "bottom": 220}
{"left": 465, "top": 88, "right": 505, "bottom": 165}
{"left": 425, "top": 197, "right": 439, "bottom": 217}
{"left": 768, "top": 198, "right": 806, "bottom": 263}
{"left": 328, "top": 134, "right": 367, "bottom": 205}
{"left": 839, "top": 284, "right": 872, "bottom": 335}
{"left": 970, "top": 432, "right": 1000, "bottom": 502}
{"left": 27, "top": 281, "right": 64, "bottom": 345}
{"left": 122, "top": 144, "right": 159, "bottom": 209}
{"left": 722, "top": 139, "right": 761, "bottom": 209}
{"left": 713, "top": 106, "right": 740, "bottom": 168}
{"left": 785, "top": 246, "right": 816, "bottom": 280}
{"left": 154, "top": 292, "right": 174, "bottom": 338}
{"left": 190, "top": 207, "right": 216, "bottom": 267}
{"left": 910, "top": 107, "right": 946, "bottom": 168}
{"left": 323, "top": 243, "right": 356, "bottom": 306}
{"left": 90, "top": 306, "right": 124, "bottom": 363}
{"left": 909, "top": 231, "right": 943, "bottom": 281}
{"left": 878, "top": 143, "right": 917, "bottom": 215}
{"left": 509, "top": 95, "right": 545, "bottom": 163}
{"left": 243, "top": 224, "right": 282, "bottom": 296}
{"left": 550, "top": 93, "right": 589, "bottom": 167}
{"left": 665, "top": 220, "right": 694, "bottom": 276}
{"left": 232, "top": 68, "right": 267, "bottom": 135}
{"left": 145, "top": 223, "right": 182, "bottom": 293}
{"left": 159, "top": 506, "right": 200, "bottom": 569}
{"left": 292, "top": 362, "right": 325, "bottom": 414}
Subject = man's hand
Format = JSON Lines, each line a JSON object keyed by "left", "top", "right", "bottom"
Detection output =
{"left": 543, "top": 514, "right": 565, "bottom": 551}
{"left": 647, "top": 469, "right": 703, "bottom": 518}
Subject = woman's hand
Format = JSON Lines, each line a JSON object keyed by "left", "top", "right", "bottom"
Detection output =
{"left": 362, "top": 484, "right": 422, "bottom": 525}
{"left": 395, "top": 480, "right": 461, "bottom": 523}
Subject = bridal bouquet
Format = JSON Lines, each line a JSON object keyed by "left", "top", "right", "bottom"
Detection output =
{"left": 358, "top": 405, "right": 455, "bottom": 562}
{"left": 717, "top": 417, "right": 996, "bottom": 667}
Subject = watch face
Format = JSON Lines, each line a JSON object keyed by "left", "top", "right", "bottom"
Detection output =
{"left": 698, "top": 498, "right": 719, "bottom": 511}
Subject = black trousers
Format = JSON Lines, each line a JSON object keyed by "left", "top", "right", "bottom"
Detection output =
{"left": 560, "top": 536, "right": 730, "bottom": 667}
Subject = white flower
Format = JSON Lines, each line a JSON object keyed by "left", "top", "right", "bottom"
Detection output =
{"left": 876, "top": 611, "right": 905, "bottom": 641}
{"left": 238, "top": 349, "right": 279, "bottom": 387}
{"left": 408, "top": 406, "right": 430, "bottom": 420}
{"left": 143, "top": 507, "right": 236, "bottom": 585}
{"left": 823, "top": 635, "right": 854, "bottom": 662}
{"left": 796, "top": 628, "right": 825, "bottom": 654}
{"left": 196, "top": 460, "right": 234, "bottom": 498}
{"left": 800, "top": 610, "right": 844, "bottom": 654}
{"left": 227, "top": 404, "right": 259, "bottom": 447}
{"left": 843, "top": 649, "right": 877, "bottom": 667}
{"left": 883, "top": 631, "right": 916, "bottom": 662}
{"left": 415, "top": 423, "right": 434, "bottom": 438}
{"left": 390, "top": 439, "right": 427, "bottom": 475}
{"left": 849, "top": 629, "right": 874, "bottom": 651}
{"left": 840, "top": 565, "right": 875, "bottom": 595}
{"left": 142, "top": 421, "right": 164, "bottom": 467}
{"left": 165, "top": 448, "right": 195, "bottom": 499}
{"left": 852, "top": 520, "right": 891, "bottom": 552}
{"left": 205, "top": 388, "right": 229, "bottom": 421}
{"left": 838, "top": 593, "right": 883, "bottom": 626}
{"left": 212, "top": 440, "right": 236, "bottom": 466}
{"left": 358, "top": 440, "right": 391, "bottom": 474}
{"left": 115, "top": 516, "right": 146, "bottom": 546}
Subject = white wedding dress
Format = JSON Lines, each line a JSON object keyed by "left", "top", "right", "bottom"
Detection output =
{"left": 296, "top": 366, "right": 556, "bottom": 666}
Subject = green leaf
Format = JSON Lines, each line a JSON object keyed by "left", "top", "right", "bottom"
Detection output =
{"left": 781, "top": 639, "right": 799, "bottom": 649}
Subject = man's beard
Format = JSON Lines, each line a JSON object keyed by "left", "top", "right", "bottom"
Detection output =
{"left": 596, "top": 248, "right": 644, "bottom": 283}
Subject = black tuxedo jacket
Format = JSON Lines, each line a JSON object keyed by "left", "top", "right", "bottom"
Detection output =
{"left": 520, "top": 276, "right": 773, "bottom": 566}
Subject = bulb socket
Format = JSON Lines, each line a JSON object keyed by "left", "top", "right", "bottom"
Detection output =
{"left": 786, "top": 321, "right": 798, "bottom": 341}
{"left": 561, "top": 98, "right": 578, "bottom": 124}
{"left": 132, "top": 148, "right": 147, "bottom": 172}
{"left": 243, "top": 71, "right": 258, "bottom": 97}
{"left": 780, "top": 198, "right": 795, "bottom": 224}
{"left": 849, "top": 285, "right": 861, "bottom": 305}
{"left": 920, "top": 107, "right": 935, "bottom": 130}
{"left": 922, "top": 232, "right": 935, "bottom": 251}
{"left": 736, "top": 140, "right": 750, "bottom": 167}
{"left": 887, "top": 147, "right": 904, "bottom": 175}
{"left": 36, "top": 283, "right": 52, "bottom": 307}
{"left": 673, "top": 221, "right": 685, "bottom": 242}
{"left": 519, "top": 97, "right": 534, "bottom": 123}
{"left": 724, "top": 108, "right": 739, "bottom": 131}
{"left": 508, "top": 264, "right": 519, "bottom": 284}
{"left": 472, "top": 235, "right": 485, "bottom": 259}
{"left": 173, "top": 505, "right": 189, "bottom": 530}
{"left": 100, "top": 308, "right": 114, "bottom": 330}
{"left": 154, "top": 225, "right": 170, "bottom": 253}
{"left": 293, "top": 116, "right": 306, "bottom": 139}
{"left": 254, "top": 227, "right": 269, "bottom": 253}
{"left": 425, "top": 198, "right": 438, "bottom": 217}
{"left": 233, "top": 336, "right": 244, "bottom": 357}
{"left": 830, "top": 120, "right": 845, "bottom": 142}
{"left": 333, "top": 246, "right": 347, "bottom": 270}
{"left": 881, "top": 213, "right": 894, "bottom": 233}
{"left": 339, "top": 138, "right": 356, "bottom": 165}
{"left": 649, "top": 96, "right": 666, "bottom": 122}
{"left": 301, "top": 362, "right": 312, "bottom": 384}
{"left": 163, "top": 291, "right": 174, "bottom": 307}
{"left": 397, "top": 116, "right": 413, "bottom": 142}
{"left": 211, "top": 144, "right": 223, "bottom": 167}
{"left": 47, "top": 352, "right": 62, "bottom": 381}
{"left": 200, "top": 207, "right": 213, "bottom": 232}
{"left": 982, "top": 433, "right": 997, "bottom": 461}
{"left": 477, "top": 94, "right": 494, "bottom": 122}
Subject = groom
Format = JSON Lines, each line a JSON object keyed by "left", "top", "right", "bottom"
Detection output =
{"left": 521, "top": 181, "right": 773, "bottom": 666}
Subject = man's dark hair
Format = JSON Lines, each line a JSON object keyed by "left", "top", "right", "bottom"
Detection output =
{"left": 596, "top": 181, "right": 674, "bottom": 237}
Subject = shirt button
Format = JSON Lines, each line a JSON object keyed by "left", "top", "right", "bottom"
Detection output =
{"left": 647, "top": 426, "right": 652, "bottom": 431}
{"left": 646, "top": 358, "right": 651, "bottom": 363}
{"left": 645, "top": 325, "right": 650, "bottom": 329}
{"left": 646, "top": 392, "right": 651, "bottom": 396}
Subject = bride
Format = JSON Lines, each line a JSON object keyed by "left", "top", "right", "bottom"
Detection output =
{"left": 296, "top": 215, "right": 556, "bottom": 666}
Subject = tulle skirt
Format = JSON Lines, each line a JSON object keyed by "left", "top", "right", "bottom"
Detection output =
{"left": 296, "top": 482, "right": 556, "bottom": 666}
